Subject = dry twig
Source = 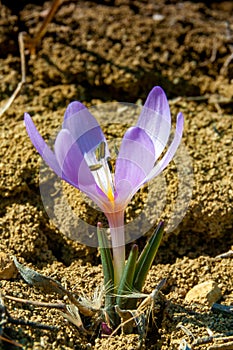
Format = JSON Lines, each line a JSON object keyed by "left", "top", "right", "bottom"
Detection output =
{"left": 24, "top": 0, "right": 61, "bottom": 55}
{"left": 3, "top": 294, "right": 66, "bottom": 310}
{"left": 0, "top": 0, "right": 61, "bottom": 117}
{"left": 0, "top": 32, "right": 26, "bottom": 118}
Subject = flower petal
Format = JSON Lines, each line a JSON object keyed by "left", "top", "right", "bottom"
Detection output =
{"left": 54, "top": 129, "right": 84, "bottom": 187}
{"left": 63, "top": 101, "right": 86, "bottom": 121}
{"left": 24, "top": 113, "right": 61, "bottom": 176}
{"left": 54, "top": 129, "right": 111, "bottom": 209}
{"left": 114, "top": 126, "right": 155, "bottom": 203}
{"left": 62, "top": 101, "right": 109, "bottom": 156}
{"left": 114, "top": 179, "right": 134, "bottom": 208}
{"left": 145, "top": 112, "right": 184, "bottom": 181}
{"left": 136, "top": 86, "right": 171, "bottom": 160}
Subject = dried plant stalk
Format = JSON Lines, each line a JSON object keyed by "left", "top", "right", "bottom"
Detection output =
{"left": 0, "top": 32, "right": 26, "bottom": 117}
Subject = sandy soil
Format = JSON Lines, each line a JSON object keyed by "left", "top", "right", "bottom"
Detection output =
{"left": 0, "top": 0, "right": 233, "bottom": 349}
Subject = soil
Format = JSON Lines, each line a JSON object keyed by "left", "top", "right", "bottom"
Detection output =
{"left": 0, "top": 0, "right": 233, "bottom": 349}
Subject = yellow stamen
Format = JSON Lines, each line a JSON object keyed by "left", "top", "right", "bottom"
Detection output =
{"left": 107, "top": 186, "right": 114, "bottom": 202}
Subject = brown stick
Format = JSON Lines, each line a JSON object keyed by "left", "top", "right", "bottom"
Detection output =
{"left": 0, "top": 32, "right": 26, "bottom": 117}
{"left": 3, "top": 294, "right": 66, "bottom": 310}
{"left": 0, "top": 0, "right": 62, "bottom": 117}
{"left": 208, "top": 341, "right": 233, "bottom": 350}
{"left": 26, "top": 0, "right": 62, "bottom": 55}
{"left": 0, "top": 335, "right": 23, "bottom": 348}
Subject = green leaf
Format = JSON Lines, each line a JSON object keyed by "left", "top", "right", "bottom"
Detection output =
{"left": 133, "top": 221, "right": 164, "bottom": 292}
{"left": 116, "top": 244, "right": 138, "bottom": 309}
{"left": 97, "top": 224, "right": 117, "bottom": 326}
{"left": 97, "top": 224, "right": 114, "bottom": 298}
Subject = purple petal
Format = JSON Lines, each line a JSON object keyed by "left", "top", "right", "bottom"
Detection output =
{"left": 54, "top": 129, "right": 95, "bottom": 190}
{"left": 54, "top": 129, "right": 84, "bottom": 187}
{"left": 24, "top": 113, "right": 61, "bottom": 177}
{"left": 114, "top": 126, "right": 155, "bottom": 203}
{"left": 63, "top": 101, "right": 86, "bottom": 121}
{"left": 136, "top": 86, "right": 171, "bottom": 160}
{"left": 114, "top": 179, "right": 134, "bottom": 207}
{"left": 62, "top": 102, "right": 108, "bottom": 156}
{"left": 54, "top": 129, "right": 110, "bottom": 209}
{"left": 146, "top": 112, "right": 184, "bottom": 181}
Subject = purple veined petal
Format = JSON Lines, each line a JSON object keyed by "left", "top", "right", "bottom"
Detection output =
{"left": 54, "top": 129, "right": 98, "bottom": 193}
{"left": 114, "top": 179, "right": 134, "bottom": 208}
{"left": 114, "top": 126, "right": 155, "bottom": 203}
{"left": 145, "top": 112, "right": 184, "bottom": 182}
{"left": 54, "top": 129, "right": 84, "bottom": 187}
{"left": 63, "top": 101, "right": 86, "bottom": 121}
{"left": 54, "top": 129, "right": 112, "bottom": 210}
{"left": 24, "top": 113, "right": 61, "bottom": 177}
{"left": 136, "top": 86, "right": 171, "bottom": 161}
{"left": 62, "top": 101, "right": 110, "bottom": 157}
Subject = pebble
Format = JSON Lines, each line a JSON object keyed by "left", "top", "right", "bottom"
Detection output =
{"left": 185, "top": 280, "right": 222, "bottom": 306}
{"left": 0, "top": 252, "right": 18, "bottom": 280}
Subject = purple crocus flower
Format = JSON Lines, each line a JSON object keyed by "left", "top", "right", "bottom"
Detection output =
{"left": 24, "top": 86, "right": 183, "bottom": 286}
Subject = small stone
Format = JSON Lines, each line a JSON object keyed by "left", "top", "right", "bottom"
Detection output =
{"left": 185, "top": 280, "right": 222, "bottom": 306}
{"left": 0, "top": 252, "right": 18, "bottom": 280}
{"left": 152, "top": 13, "right": 165, "bottom": 22}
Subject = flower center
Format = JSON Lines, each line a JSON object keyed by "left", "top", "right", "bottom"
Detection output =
{"left": 85, "top": 142, "right": 114, "bottom": 202}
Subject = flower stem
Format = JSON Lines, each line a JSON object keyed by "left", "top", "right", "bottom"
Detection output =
{"left": 112, "top": 243, "right": 125, "bottom": 288}
{"left": 106, "top": 211, "right": 125, "bottom": 288}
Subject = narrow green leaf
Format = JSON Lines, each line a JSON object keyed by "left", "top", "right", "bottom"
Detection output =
{"left": 133, "top": 222, "right": 164, "bottom": 292}
{"left": 116, "top": 244, "right": 138, "bottom": 309}
{"left": 97, "top": 223, "right": 118, "bottom": 326}
{"left": 97, "top": 223, "right": 114, "bottom": 299}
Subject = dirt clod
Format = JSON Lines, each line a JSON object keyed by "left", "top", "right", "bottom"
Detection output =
{"left": 185, "top": 280, "right": 222, "bottom": 306}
